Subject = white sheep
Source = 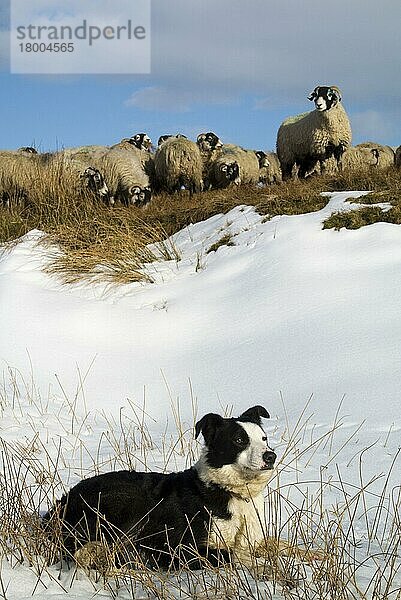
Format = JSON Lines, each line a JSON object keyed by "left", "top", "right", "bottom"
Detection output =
{"left": 61, "top": 144, "right": 152, "bottom": 205}
{"left": 355, "top": 142, "right": 395, "bottom": 169}
{"left": 255, "top": 151, "right": 282, "bottom": 184}
{"left": 0, "top": 150, "right": 109, "bottom": 206}
{"left": 127, "top": 133, "right": 153, "bottom": 151}
{"left": 0, "top": 152, "right": 40, "bottom": 205}
{"left": 154, "top": 136, "right": 203, "bottom": 194}
{"left": 94, "top": 148, "right": 151, "bottom": 206}
{"left": 18, "top": 146, "right": 38, "bottom": 154}
{"left": 206, "top": 145, "right": 260, "bottom": 189}
{"left": 276, "top": 85, "right": 352, "bottom": 179}
{"left": 158, "top": 134, "right": 188, "bottom": 146}
{"left": 196, "top": 132, "right": 223, "bottom": 154}
{"left": 218, "top": 145, "right": 260, "bottom": 185}
{"left": 208, "top": 156, "right": 240, "bottom": 189}
{"left": 110, "top": 138, "right": 155, "bottom": 184}
{"left": 196, "top": 132, "right": 224, "bottom": 190}
{"left": 317, "top": 143, "right": 395, "bottom": 175}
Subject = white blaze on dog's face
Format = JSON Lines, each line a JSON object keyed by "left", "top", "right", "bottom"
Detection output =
{"left": 235, "top": 421, "right": 275, "bottom": 472}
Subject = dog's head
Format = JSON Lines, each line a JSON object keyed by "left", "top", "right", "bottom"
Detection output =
{"left": 195, "top": 406, "right": 276, "bottom": 474}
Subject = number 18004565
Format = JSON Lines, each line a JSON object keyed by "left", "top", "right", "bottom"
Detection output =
{"left": 19, "top": 43, "right": 74, "bottom": 53}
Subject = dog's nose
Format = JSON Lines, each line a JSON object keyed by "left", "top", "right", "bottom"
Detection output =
{"left": 263, "top": 451, "right": 276, "bottom": 466}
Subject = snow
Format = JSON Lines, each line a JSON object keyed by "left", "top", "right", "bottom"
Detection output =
{"left": 0, "top": 191, "right": 400, "bottom": 598}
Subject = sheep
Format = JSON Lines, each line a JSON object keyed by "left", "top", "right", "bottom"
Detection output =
{"left": 276, "top": 85, "right": 352, "bottom": 180}
{"left": 110, "top": 138, "right": 155, "bottom": 184}
{"left": 206, "top": 145, "right": 260, "bottom": 189}
{"left": 339, "top": 146, "right": 382, "bottom": 171}
{"left": 158, "top": 134, "right": 188, "bottom": 146}
{"left": 197, "top": 132, "right": 223, "bottom": 154}
{"left": 196, "top": 132, "right": 223, "bottom": 190}
{"left": 218, "top": 145, "right": 260, "bottom": 185}
{"left": 154, "top": 136, "right": 203, "bottom": 194}
{"left": 60, "top": 145, "right": 152, "bottom": 205}
{"left": 208, "top": 156, "right": 240, "bottom": 189}
{"left": 338, "top": 144, "right": 393, "bottom": 172}
{"left": 0, "top": 152, "right": 41, "bottom": 205}
{"left": 127, "top": 133, "right": 152, "bottom": 151}
{"left": 0, "top": 151, "right": 109, "bottom": 206}
{"left": 355, "top": 142, "right": 395, "bottom": 168}
{"left": 57, "top": 156, "right": 109, "bottom": 199}
{"left": 18, "top": 146, "right": 38, "bottom": 154}
{"left": 255, "top": 151, "right": 282, "bottom": 185}
{"left": 93, "top": 148, "right": 151, "bottom": 206}
{"left": 395, "top": 145, "right": 401, "bottom": 167}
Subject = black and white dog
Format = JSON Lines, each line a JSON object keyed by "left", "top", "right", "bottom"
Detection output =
{"left": 45, "top": 406, "right": 278, "bottom": 570}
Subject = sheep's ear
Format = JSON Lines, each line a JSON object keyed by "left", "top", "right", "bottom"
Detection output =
{"left": 195, "top": 413, "right": 224, "bottom": 443}
{"left": 238, "top": 405, "right": 270, "bottom": 426}
{"left": 308, "top": 87, "right": 319, "bottom": 101}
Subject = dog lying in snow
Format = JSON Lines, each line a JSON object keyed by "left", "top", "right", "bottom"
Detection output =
{"left": 45, "top": 405, "right": 321, "bottom": 574}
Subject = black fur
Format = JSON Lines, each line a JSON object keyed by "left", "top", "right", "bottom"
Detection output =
{"left": 308, "top": 86, "right": 341, "bottom": 110}
{"left": 45, "top": 468, "right": 230, "bottom": 568}
{"left": 44, "top": 405, "right": 273, "bottom": 569}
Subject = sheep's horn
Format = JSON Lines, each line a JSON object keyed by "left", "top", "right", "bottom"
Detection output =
{"left": 329, "top": 86, "right": 342, "bottom": 100}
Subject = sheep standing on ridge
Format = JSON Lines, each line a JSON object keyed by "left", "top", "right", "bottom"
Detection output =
{"left": 127, "top": 133, "right": 153, "bottom": 151}
{"left": 276, "top": 85, "right": 352, "bottom": 179}
{"left": 158, "top": 134, "right": 188, "bottom": 146}
{"left": 208, "top": 156, "right": 240, "bottom": 189}
{"left": 18, "top": 146, "right": 38, "bottom": 154}
{"left": 197, "top": 132, "right": 223, "bottom": 190}
{"left": 60, "top": 144, "right": 151, "bottom": 206}
{"left": 95, "top": 148, "right": 151, "bottom": 206}
{"left": 154, "top": 136, "right": 203, "bottom": 194}
{"left": 355, "top": 142, "right": 394, "bottom": 168}
{"left": 255, "top": 151, "right": 282, "bottom": 185}
{"left": 111, "top": 138, "right": 155, "bottom": 185}
{"left": 218, "top": 145, "right": 260, "bottom": 185}
{"left": 0, "top": 150, "right": 109, "bottom": 206}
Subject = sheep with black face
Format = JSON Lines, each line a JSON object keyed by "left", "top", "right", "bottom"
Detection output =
{"left": 276, "top": 85, "right": 352, "bottom": 179}
{"left": 154, "top": 136, "right": 203, "bottom": 194}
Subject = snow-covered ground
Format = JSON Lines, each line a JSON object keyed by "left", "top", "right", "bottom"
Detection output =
{"left": 0, "top": 191, "right": 400, "bottom": 599}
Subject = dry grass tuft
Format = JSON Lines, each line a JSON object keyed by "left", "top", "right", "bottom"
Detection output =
{"left": 1, "top": 163, "right": 401, "bottom": 283}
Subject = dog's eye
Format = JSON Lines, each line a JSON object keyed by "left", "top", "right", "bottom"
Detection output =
{"left": 262, "top": 436, "right": 267, "bottom": 442}
{"left": 234, "top": 436, "right": 245, "bottom": 445}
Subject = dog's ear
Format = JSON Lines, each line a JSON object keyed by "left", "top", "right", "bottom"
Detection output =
{"left": 238, "top": 405, "right": 270, "bottom": 426}
{"left": 195, "top": 413, "right": 224, "bottom": 444}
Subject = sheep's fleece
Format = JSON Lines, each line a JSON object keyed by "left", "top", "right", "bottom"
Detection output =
{"left": 276, "top": 85, "right": 352, "bottom": 179}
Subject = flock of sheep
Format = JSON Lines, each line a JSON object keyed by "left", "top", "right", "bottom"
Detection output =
{"left": 1, "top": 85, "right": 400, "bottom": 209}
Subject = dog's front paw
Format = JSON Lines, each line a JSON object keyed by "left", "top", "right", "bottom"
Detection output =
{"left": 74, "top": 541, "right": 110, "bottom": 573}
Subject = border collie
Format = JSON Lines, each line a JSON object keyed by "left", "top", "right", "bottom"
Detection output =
{"left": 45, "top": 406, "right": 280, "bottom": 571}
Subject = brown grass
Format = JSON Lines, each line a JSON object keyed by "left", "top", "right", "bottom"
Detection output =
{"left": 1, "top": 163, "right": 401, "bottom": 283}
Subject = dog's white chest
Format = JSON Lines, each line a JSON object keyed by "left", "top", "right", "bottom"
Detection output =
{"left": 209, "top": 494, "right": 265, "bottom": 551}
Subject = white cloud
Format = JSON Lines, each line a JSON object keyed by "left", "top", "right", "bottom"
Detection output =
{"left": 125, "top": 86, "right": 192, "bottom": 112}
{"left": 148, "top": 0, "right": 401, "bottom": 113}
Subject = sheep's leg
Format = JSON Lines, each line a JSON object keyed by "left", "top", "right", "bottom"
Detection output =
{"left": 281, "top": 163, "right": 293, "bottom": 180}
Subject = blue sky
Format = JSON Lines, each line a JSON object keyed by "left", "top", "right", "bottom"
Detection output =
{"left": 1, "top": 0, "right": 400, "bottom": 152}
